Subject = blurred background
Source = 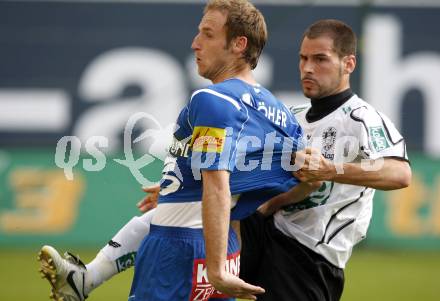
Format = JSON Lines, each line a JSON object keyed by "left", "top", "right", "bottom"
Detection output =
{"left": 0, "top": 0, "right": 439, "bottom": 300}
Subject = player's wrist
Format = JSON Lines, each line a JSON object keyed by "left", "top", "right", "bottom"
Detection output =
{"left": 207, "top": 268, "right": 227, "bottom": 286}
{"left": 327, "top": 162, "right": 338, "bottom": 181}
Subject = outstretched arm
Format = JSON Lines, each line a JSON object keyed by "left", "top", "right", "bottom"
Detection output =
{"left": 257, "top": 181, "right": 322, "bottom": 216}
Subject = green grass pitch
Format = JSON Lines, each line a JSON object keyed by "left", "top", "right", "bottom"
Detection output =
{"left": 1, "top": 248, "right": 439, "bottom": 300}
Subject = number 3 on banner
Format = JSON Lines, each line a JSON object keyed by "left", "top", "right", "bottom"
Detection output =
{"left": 0, "top": 169, "right": 84, "bottom": 234}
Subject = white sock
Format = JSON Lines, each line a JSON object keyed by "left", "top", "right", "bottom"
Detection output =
{"left": 85, "top": 251, "right": 118, "bottom": 294}
{"left": 84, "top": 210, "right": 155, "bottom": 294}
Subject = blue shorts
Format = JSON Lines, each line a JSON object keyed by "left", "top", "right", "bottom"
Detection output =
{"left": 129, "top": 225, "right": 240, "bottom": 301}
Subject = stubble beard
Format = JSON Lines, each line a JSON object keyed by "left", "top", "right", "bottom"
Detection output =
{"left": 303, "top": 68, "right": 344, "bottom": 99}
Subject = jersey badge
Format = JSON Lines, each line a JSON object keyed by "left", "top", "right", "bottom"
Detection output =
{"left": 322, "top": 127, "right": 337, "bottom": 160}
{"left": 342, "top": 106, "right": 352, "bottom": 114}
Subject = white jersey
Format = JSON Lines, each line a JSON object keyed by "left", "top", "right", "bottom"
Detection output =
{"left": 274, "top": 94, "right": 408, "bottom": 268}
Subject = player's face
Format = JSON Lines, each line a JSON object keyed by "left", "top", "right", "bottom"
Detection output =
{"left": 299, "top": 36, "right": 350, "bottom": 99}
{"left": 191, "top": 9, "right": 235, "bottom": 83}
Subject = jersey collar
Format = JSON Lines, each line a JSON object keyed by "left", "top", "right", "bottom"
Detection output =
{"left": 306, "top": 88, "right": 354, "bottom": 122}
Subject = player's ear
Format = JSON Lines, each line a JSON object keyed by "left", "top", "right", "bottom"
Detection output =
{"left": 343, "top": 55, "right": 356, "bottom": 74}
{"left": 231, "top": 36, "right": 248, "bottom": 54}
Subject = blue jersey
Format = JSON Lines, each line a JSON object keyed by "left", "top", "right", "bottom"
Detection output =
{"left": 158, "top": 78, "right": 303, "bottom": 220}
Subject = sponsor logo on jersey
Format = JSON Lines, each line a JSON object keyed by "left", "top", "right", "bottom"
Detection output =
{"left": 169, "top": 135, "right": 191, "bottom": 158}
{"left": 189, "top": 252, "right": 240, "bottom": 301}
{"left": 369, "top": 126, "right": 390, "bottom": 151}
{"left": 322, "top": 127, "right": 337, "bottom": 160}
{"left": 190, "top": 126, "right": 226, "bottom": 153}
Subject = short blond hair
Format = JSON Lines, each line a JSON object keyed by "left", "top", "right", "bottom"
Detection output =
{"left": 205, "top": 0, "right": 267, "bottom": 69}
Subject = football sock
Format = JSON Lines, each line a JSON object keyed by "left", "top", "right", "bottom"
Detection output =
{"left": 85, "top": 210, "right": 155, "bottom": 293}
{"left": 85, "top": 251, "right": 117, "bottom": 294}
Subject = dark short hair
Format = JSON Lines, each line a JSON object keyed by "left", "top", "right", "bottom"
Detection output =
{"left": 303, "top": 19, "right": 357, "bottom": 57}
{"left": 205, "top": 0, "right": 267, "bottom": 69}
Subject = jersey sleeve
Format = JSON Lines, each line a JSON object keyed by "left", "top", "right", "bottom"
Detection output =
{"left": 290, "top": 114, "right": 306, "bottom": 151}
{"left": 187, "top": 89, "right": 245, "bottom": 171}
{"left": 350, "top": 106, "right": 408, "bottom": 161}
{"left": 288, "top": 104, "right": 308, "bottom": 151}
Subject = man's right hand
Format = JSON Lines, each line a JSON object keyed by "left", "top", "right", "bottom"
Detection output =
{"left": 137, "top": 185, "right": 160, "bottom": 213}
{"left": 209, "top": 271, "right": 265, "bottom": 300}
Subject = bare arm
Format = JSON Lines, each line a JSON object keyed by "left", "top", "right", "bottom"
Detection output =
{"left": 202, "top": 170, "right": 231, "bottom": 283}
{"left": 332, "top": 158, "right": 411, "bottom": 190}
{"left": 257, "top": 181, "right": 322, "bottom": 216}
{"left": 294, "top": 148, "right": 411, "bottom": 190}
{"left": 201, "top": 170, "right": 264, "bottom": 300}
